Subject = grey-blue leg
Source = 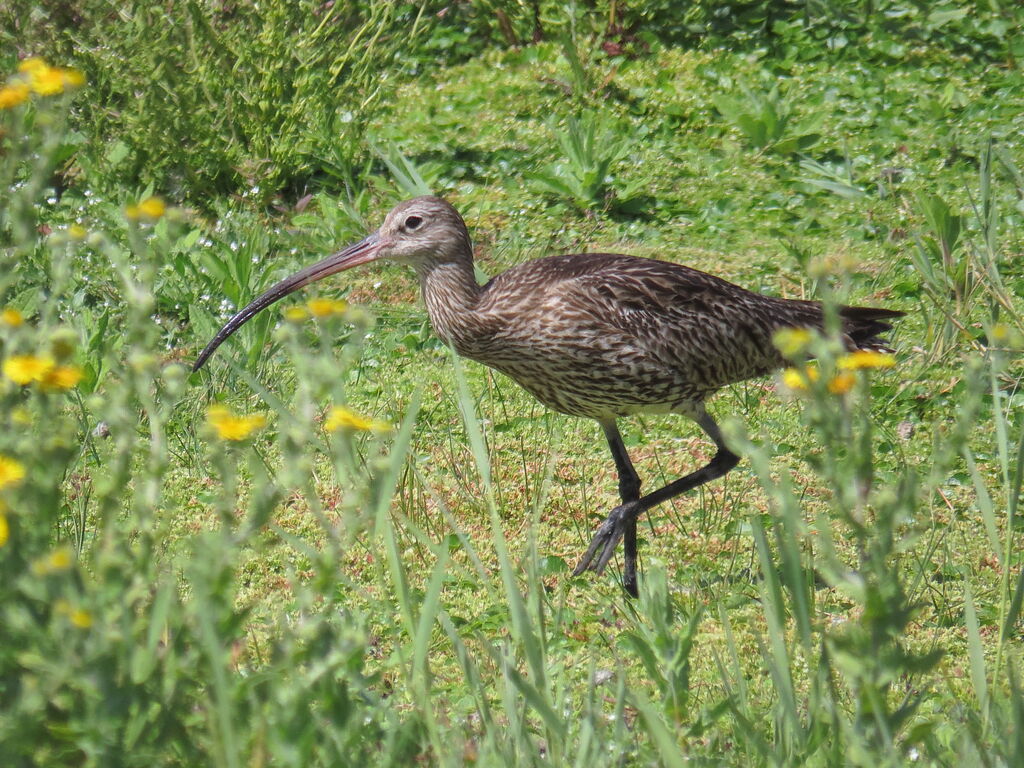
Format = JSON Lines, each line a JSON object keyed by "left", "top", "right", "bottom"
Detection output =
{"left": 600, "top": 420, "right": 642, "bottom": 597}
{"left": 575, "top": 406, "right": 739, "bottom": 592}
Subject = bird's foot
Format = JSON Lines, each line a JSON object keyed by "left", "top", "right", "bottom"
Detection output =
{"left": 573, "top": 501, "right": 641, "bottom": 577}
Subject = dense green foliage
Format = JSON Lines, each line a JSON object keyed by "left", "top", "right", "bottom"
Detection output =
{"left": 3, "top": 0, "right": 1021, "bottom": 204}
{"left": 2, "top": 1, "right": 1023, "bottom": 765}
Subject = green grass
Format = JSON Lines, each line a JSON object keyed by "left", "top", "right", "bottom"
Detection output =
{"left": 2, "top": 4, "right": 1024, "bottom": 765}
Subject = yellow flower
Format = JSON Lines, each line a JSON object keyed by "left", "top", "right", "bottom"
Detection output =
{"left": 17, "top": 57, "right": 47, "bottom": 74}
{"left": 62, "top": 68, "right": 86, "bottom": 88}
{"left": 29, "top": 66, "right": 66, "bottom": 95}
{"left": 33, "top": 545, "right": 73, "bottom": 575}
{"left": 206, "top": 405, "right": 267, "bottom": 441}
{"left": 137, "top": 196, "right": 166, "bottom": 219}
{"left": 48, "top": 546, "right": 72, "bottom": 570}
{"left": 0, "top": 455, "right": 26, "bottom": 490}
{"left": 68, "top": 224, "right": 87, "bottom": 241}
{"left": 838, "top": 350, "right": 896, "bottom": 371}
{"left": 53, "top": 599, "right": 92, "bottom": 627}
{"left": 781, "top": 366, "right": 819, "bottom": 391}
{"left": 17, "top": 58, "right": 84, "bottom": 96}
{"left": 827, "top": 372, "right": 857, "bottom": 395}
{"left": 307, "top": 297, "right": 347, "bottom": 318}
{"left": 41, "top": 364, "right": 84, "bottom": 391}
{"left": 283, "top": 306, "right": 309, "bottom": 322}
{"left": 773, "top": 327, "right": 813, "bottom": 358}
{"left": 324, "top": 406, "right": 391, "bottom": 433}
{"left": 0, "top": 82, "right": 29, "bottom": 109}
{"left": 126, "top": 196, "right": 166, "bottom": 221}
{"left": 3, "top": 354, "right": 55, "bottom": 385}
{"left": 987, "top": 323, "right": 1023, "bottom": 349}
{"left": 0, "top": 512, "right": 8, "bottom": 547}
{"left": 1, "top": 308, "right": 24, "bottom": 327}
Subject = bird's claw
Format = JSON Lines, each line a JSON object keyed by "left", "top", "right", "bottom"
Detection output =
{"left": 573, "top": 502, "right": 639, "bottom": 577}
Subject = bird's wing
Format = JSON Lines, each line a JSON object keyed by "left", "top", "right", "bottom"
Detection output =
{"left": 557, "top": 256, "right": 789, "bottom": 385}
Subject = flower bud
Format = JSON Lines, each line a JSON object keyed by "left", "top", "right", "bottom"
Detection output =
{"left": 49, "top": 328, "right": 78, "bottom": 361}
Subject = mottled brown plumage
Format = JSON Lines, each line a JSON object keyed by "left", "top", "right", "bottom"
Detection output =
{"left": 195, "top": 195, "right": 903, "bottom": 597}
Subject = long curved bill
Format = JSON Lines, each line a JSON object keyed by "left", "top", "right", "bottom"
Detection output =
{"left": 193, "top": 232, "right": 381, "bottom": 371}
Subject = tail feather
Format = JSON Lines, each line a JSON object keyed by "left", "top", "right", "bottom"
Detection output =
{"left": 839, "top": 306, "right": 905, "bottom": 351}
{"left": 770, "top": 298, "right": 905, "bottom": 352}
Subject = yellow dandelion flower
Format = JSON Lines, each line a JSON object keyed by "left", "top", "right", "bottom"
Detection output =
{"left": 137, "top": 196, "right": 166, "bottom": 220}
{"left": 307, "top": 297, "right": 347, "bottom": 318}
{"left": 61, "top": 68, "right": 86, "bottom": 88}
{"left": 838, "top": 350, "right": 896, "bottom": 371}
{"left": 53, "top": 599, "right": 91, "bottom": 626}
{"left": 1, "top": 308, "right": 24, "bottom": 327}
{"left": 18, "top": 59, "right": 83, "bottom": 95}
{"left": 0, "top": 512, "right": 8, "bottom": 547}
{"left": 827, "top": 372, "right": 857, "bottom": 395}
{"left": 987, "top": 323, "right": 1023, "bottom": 349}
{"left": 206, "top": 405, "right": 267, "bottom": 441}
{"left": 0, "top": 82, "right": 29, "bottom": 109}
{"left": 47, "top": 546, "right": 73, "bottom": 571}
{"left": 28, "top": 65, "right": 66, "bottom": 96}
{"left": 773, "top": 327, "right": 813, "bottom": 358}
{"left": 324, "top": 405, "right": 391, "bottom": 433}
{"left": 67, "top": 224, "right": 87, "bottom": 241}
{"left": 283, "top": 306, "right": 309, "bottom": 322}
{"left": 33, "top": 545, "right": 73, "bottom": 575}
{"left": 781, "top": 366, "right": 819, "bottom": 391}
{"left": 3, "top": 355, "right": 56, "bottom": 385}
{"left": 41, "top": 364, "right": 84, "bottom": 391}
{"left": 17, "top": 57, "right": 47, "bottom": 74}
{"left": 0, "top": 455, "right": 26, "bottom": 490}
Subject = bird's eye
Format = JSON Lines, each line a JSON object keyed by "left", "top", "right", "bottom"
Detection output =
{"left": 404, "top": 215, "right": 423, "bottom": 231}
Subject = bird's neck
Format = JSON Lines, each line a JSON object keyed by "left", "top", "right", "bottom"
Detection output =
{"left": 416, "top": 259, "right": 485, "bottom": 348}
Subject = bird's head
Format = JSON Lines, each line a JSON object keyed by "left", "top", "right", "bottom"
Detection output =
{"left": 192, "top": 195, "right": 471, "bottom": 371}
{"left": 377, "top": 196, "right": 473, "bottom": 271}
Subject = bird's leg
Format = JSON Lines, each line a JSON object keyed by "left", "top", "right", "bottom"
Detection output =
{"left": 600, "top": 421, "right": 642, "bottom": 597}
{"left": 574, "top": 407, "right": 739, "bottom": 584}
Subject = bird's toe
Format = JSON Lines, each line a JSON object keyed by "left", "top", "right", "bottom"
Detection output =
{"left": 573, "top": 502, "right": 638, "bottom": 577}
{"left": 572, "top": 522, "right": 614, "bottom": 575}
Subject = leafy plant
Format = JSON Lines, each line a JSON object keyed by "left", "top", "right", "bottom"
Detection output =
{"left": 911, "top": 140, "right": 1023, "bottom": 358}
{"left": 798, "top": 156, "right": 867, "bottom": 200}
{"left": 528, "top": 111, "right": 636, "bottom": 210}
{"left": 916, "top": 193, "right": 964, "bottom": 283}
{"left": 713, "top": 87, "right": 821, "bottom": 155}
{"left": 1, "top": 1, "right": 421, "bottom": 205}
{"left": 369, "top": 142, "right": 441, "bottom": 199}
